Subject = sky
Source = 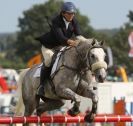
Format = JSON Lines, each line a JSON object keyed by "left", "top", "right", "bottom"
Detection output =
{"left": 0, "top": 0, "right": 133, "bottom": 33}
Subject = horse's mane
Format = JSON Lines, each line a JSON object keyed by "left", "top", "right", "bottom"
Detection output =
{"left": 76, "top": 35, "right": 103, "bottom": 48}
{"left": 74, "top": 36, "right": 104, "bottom": 58}
{"left": 75, "top": 36, "right": 94, "bottom": 52}
{"left": 76, "top": 35, "right": 94, "bottom": 44}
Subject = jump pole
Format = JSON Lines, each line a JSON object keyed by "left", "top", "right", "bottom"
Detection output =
{"left": 0, "top": 115, "right": 133, "bottom": 124}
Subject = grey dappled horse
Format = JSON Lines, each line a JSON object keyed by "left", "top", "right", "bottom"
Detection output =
{"left": 15, "top": 38, "right": 107, "bottom": 124}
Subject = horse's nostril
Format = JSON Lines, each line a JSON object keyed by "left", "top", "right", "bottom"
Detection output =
{"left": 98, "top": 75, "right": 104, "bottom": 83}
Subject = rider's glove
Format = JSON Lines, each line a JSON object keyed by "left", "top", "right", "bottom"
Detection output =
{"left": 67, "top": 39, "right": 77, "bottom": 47}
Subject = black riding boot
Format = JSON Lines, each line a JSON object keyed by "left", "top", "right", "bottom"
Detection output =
{"left": 37, "top": 65, "right": 50, "bottom": 96}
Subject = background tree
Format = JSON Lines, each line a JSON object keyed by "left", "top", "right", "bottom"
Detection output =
{"left": 109, "top": 22, "right": 133, "bottom": 73}
{"left": 1, "top": 1, "right": 132, "bottom": 73}
{"left": 15, "top": 0, "right": 94, "bottom": 62}
{"left": 0, "top": 33, "right": 25, "bottom": 69}
{"left": 127, "top": 10, "right": 133, "bottom": 22}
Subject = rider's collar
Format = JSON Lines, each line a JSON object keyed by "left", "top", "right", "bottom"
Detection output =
{"left": 63, "top": 17, "right": 70, "bottom": 30}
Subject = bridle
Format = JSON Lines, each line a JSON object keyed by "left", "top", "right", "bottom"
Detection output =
{"left": 87, "top": 45, "right": 107, "bottom": 72}
{"left": 74, "top": 45, "right": 107, "bottom": 73}
{"left": 53, "top": 44, "right": 107, "bottom": 76}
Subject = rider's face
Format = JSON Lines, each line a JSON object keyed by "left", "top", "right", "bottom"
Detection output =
{"left": 62, "top": 12, "right": 75, "bottom": 22}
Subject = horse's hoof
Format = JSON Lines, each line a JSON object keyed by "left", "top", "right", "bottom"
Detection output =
{"left": 67, "top": 109, "right": 80, "bottom": 116}
{"left": 84, "top": 113, "right": 95, "bottom": 123}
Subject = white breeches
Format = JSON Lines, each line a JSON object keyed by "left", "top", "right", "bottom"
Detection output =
{"left": 41, "top": 46, "right": 54, "bottom": 67}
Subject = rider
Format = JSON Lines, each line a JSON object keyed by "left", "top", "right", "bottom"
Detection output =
{"left": 36, "top": 2, "right": 83, "bottom": 97}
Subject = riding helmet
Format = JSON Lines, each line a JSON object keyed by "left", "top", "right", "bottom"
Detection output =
{"left": 61, "top": 2, "right": 76, "bottom": 13}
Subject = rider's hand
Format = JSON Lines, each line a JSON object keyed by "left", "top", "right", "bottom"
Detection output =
{"left": 67, "top": 39, "right": 77, "bottom": 47}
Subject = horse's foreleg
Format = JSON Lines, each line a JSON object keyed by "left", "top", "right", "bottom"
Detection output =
{"left": 84, "top": 99, "right": 98, "bottom": 123}
{"left": 85, "top": 91, "right": 98, "bottom": 122}
{"left": 56, "top": 87, "right": 81, "bottom": 103}
{"left": 77, "top": 80, "right": 98, "bottom": 122}
{"left": 56, "top": 87, "right": 81, "bottom": 116}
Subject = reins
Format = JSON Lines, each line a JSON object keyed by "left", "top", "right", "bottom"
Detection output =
{"left": 54, "top": 45, "right": 104, "bottom": 74}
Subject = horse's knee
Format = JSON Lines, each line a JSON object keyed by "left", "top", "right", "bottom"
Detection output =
{"left": 92, "top": 95, "right": 98, "bottom": 103}
{"left": 74, "top": 94, "right": 81, "bottom": 103}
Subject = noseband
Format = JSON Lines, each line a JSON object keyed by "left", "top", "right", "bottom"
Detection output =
{"left": 88, "top": 46, "right": 107, "bottom": 72}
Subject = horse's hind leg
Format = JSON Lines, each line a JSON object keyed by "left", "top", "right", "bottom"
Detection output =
{"left": 23, "top": 94, "right": 37, "bottom": 116}
{"left": 36, "top": 99, "right": 65, "bottom": 116}
{"left": 24, "top": 101, "right": 36, "bottom": 116}
{"left": 22, "top": 100, "right": 37, "bottom": 126}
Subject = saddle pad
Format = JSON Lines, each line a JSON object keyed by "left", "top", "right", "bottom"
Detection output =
{"left": 33, "top": 63, "right": 43, "bottom": 77}
{"left": 50, "top": 47, "right": 66, "bottom": 76}
{"left": 33, "top": 46, "right": 68, "bottom": 78}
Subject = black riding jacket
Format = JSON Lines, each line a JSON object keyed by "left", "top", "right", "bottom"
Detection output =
{"left": 36, "top": 14, "right": 81, "bottom": 49}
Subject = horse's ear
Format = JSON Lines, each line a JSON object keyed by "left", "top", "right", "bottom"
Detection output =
{"left": 100, "top": 40, "right": 104, "bottom": 46}
{"left": 91, "top": 39, "right": 96, "bottom": 46}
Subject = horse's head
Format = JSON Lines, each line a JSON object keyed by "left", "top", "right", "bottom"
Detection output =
{"left": 87, "top": 39, "right": 107, "bottom": 82}
{"left": 76, "top": 36, "right": 107, "bottom": 83}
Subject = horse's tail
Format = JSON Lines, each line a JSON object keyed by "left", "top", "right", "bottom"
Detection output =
{"left": 11, "top": 68, "right": 30, "bottom": 116}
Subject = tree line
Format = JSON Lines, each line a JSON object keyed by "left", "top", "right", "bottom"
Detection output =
{"left": 0, "top": 0, "right": 133, "bottom": 74}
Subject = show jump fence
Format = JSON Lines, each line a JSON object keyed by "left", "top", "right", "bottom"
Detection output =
{"left": 0, "top": 115, "right": 133, "bottom": 124}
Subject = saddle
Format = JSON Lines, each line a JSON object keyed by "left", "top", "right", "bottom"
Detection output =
{"left": 33, "top": 47, "right": 66, "bottom": 78}
{"left": 50, "top": 46, "right": 69, "bottom": 78}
